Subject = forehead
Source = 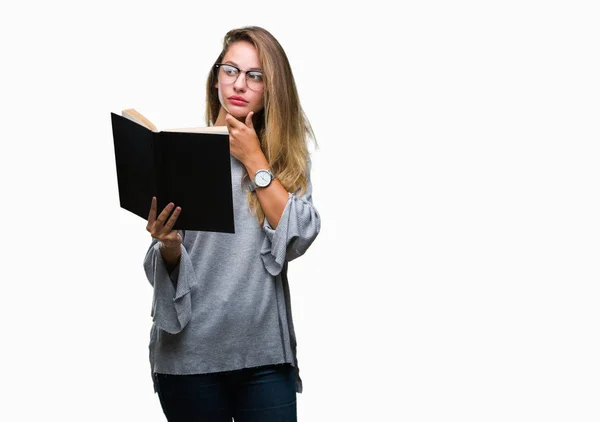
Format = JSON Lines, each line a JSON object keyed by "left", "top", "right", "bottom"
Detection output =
{"left": 222, "top": 41, "right": 261, "bottom": 69}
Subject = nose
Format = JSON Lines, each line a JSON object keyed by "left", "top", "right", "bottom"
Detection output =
{"left": 233, "top": 72, "right": 247, "bottom": 92}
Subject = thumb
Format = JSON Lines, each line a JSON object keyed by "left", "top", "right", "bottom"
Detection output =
{"left": 245, "top": 111, "right": 254, "bottom": 128}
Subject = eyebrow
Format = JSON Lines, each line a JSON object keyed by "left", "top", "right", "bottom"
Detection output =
{"left": 224, "top": 61, "right": 262, "bottom": 72}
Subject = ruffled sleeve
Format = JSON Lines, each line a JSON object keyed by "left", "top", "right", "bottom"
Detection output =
{"left": 143, "top": 234, "right": 198, "bottom": 334}
{"left": 260, "top": 170, "right": 320, "bottom": 276}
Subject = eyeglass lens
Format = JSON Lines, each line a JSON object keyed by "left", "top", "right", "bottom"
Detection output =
{"left": 217, "top": 65, "right": 264, "bottom": 91}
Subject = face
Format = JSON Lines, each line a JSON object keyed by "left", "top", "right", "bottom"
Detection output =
{"left": 215, "top": 41, "right": 265, "bottom": 122}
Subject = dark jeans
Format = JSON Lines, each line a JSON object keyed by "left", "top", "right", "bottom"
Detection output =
{"left": 154, "top": 364, "right": 297, "bottom": 422}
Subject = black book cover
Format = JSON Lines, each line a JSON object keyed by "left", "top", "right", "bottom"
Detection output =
{"left": 111, "top": 113, "right": 235, "bottom": 233}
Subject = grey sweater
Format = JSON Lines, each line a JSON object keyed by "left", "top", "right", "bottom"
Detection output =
{"left": 143, "top": 156, "right": 320, "bottom": 393}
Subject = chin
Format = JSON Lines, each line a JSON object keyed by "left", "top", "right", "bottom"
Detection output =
{"left": 229, "top": 109, "right": 250, "bottom": 119}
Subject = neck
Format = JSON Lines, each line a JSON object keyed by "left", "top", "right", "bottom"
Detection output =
{"left": 214, "top": 107, "right": 227, "bottom": 126}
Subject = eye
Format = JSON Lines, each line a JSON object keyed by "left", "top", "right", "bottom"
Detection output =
{"left": 222, "top": 65, "right": 239, "bottom": 76}
{"left": 247, "top": 71, "right": 263, "bottom": 82}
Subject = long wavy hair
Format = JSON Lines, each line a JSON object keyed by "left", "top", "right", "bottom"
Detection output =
{"left": 206, "top": 26, "right": 315, "bottom": 225}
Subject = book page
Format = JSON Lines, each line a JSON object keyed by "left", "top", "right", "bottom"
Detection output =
{"left": 122, "top": 109, "right": 158, "bottom": 132}
{"left": 121, "top": 108, "right": 227, "bottom": 134}
{"left": 165, "top": 126, "right": 229, "bottom": 135}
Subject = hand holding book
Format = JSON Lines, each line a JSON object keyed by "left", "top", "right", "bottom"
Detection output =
{"left": 146, "top": 197, "right": 182, "bottom": 247}
{"left": 146, "top": 196, "right": 182, "bottom": 270}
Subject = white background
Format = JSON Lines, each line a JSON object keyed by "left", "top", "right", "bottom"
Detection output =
{"left": 1, "top": 1, "right": 599, "bottom": 421}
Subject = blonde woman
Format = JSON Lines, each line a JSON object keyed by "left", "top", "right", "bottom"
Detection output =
{"left": 144, "top": 26, "right": 320, "bottom": 421}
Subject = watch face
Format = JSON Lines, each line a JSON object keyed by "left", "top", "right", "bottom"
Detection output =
{"left": 255, "top": 170, "right": 272, "bottom": 187}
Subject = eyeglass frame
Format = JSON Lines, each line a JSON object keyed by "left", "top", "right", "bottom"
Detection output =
{"left": 214, "top": 63, "right": 265, "bottom": 91}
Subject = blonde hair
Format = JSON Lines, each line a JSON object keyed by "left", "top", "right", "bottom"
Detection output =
{"left": 206, "top": 26, "right": 316, "bottom": 225}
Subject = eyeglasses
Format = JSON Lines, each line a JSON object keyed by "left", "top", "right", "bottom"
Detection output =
{"left": 214, "top": 63, "right": 264, "bottom": 92}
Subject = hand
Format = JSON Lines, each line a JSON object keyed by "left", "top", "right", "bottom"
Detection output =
{"left": 146, "top": 197, "right": 182, "bottom": 250}
{"left": 225, "top": 111, "right": 263, "bottom": 166}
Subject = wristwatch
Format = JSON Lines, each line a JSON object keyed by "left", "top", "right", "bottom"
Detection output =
{"left": 249, "top": 169, "right": 274, "bottom": 191}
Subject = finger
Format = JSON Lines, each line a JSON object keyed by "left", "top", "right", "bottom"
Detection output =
{"left": 225, "top": 114, "right": 234, "bottom": 132}
{"left": 225, "top": 113, "right": 240, "bottom": 129}
{"left": 166, "top": 230, "right": 183, "bottom": 244}
{"left": 146, "top": 197, "right": 157, "bottom": 231}
{"left": 245, "top": 111, "right": 254, "bottom": 129}
{"left": 162, "top": 206, "right": 182, "bottom": 233}
{"left": 156, "top": 202, "right": 175, "bottom": 228}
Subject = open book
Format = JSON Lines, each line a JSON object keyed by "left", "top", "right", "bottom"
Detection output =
{"left": 111, "top": 109, "right": 234, "bottom": 233}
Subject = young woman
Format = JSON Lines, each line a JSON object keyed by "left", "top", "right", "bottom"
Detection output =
{"left": 144, "top": 26, "right": 320, "bottom": 421}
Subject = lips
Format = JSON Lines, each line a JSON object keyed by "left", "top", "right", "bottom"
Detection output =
{"left": 229, "top": 96, "right": 248, "bottom": 103}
